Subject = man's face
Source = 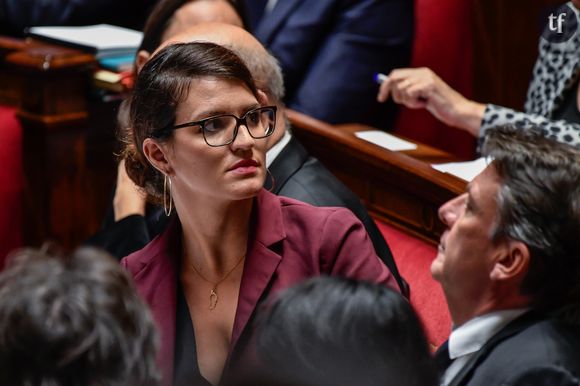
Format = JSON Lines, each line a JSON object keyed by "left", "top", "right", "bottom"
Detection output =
{"left": 431, "top": 165, "right": 505, "bottom": 305}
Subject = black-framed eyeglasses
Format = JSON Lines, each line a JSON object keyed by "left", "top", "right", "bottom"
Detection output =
{"left": 160, "top": 106, "right": 277, "bottom": 147}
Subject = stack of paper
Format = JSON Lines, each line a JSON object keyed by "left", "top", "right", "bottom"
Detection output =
{"left": 26, "top": 24, "right": 143, "bottom": 59}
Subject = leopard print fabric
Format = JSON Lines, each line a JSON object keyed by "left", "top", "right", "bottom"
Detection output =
{"left": 480, "top": 2, "right": 580, "bottom": 147}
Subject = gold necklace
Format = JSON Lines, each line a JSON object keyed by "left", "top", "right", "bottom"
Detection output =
{"left": 191, "top": 254, "right": 246, "bottom": 310}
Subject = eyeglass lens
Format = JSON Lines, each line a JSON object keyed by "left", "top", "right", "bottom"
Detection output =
{"left": 204, "top": 108, "right": 275, "bottom": 146}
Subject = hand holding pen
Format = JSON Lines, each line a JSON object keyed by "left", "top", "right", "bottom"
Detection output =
{"left": 374, "top": 67, "right": 486, "bottom": 136}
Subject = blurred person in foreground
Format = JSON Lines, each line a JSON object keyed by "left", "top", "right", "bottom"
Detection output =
{"left": 238, "top": 276, "right": 437, "bottom": 386}
{"left": 0, "top": 245, "right": 159, "bottom": 386}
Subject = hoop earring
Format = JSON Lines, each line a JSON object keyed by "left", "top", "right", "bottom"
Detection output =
{"left": 163, "top": 174, "right": 173, "bottom": 216}
{"left": 266, "top": 168, "right": 276, "bottom": 193}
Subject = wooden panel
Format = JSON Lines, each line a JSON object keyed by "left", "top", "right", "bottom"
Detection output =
{"left": 287, "top": 110, "right": 467, "bottom": 244}
{"left": 0, "top": 38, "right": 116, "bottom": 249}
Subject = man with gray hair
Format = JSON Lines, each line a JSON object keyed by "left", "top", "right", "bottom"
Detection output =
{"left": 433, "top": 126, "right": 580, "bottom": 386}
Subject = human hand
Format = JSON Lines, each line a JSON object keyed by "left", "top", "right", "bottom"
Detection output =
{"left": 113, "top": 159, "right": 147, "bottom": 222}
{"left": 377, "top": 68, "right": 485, "bottom": 137}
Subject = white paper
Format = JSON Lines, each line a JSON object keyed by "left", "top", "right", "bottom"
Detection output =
{"left": 27, "top": 24, "right": 142, "bottom": 56}
{"left": 432, "top": 157, "right": 489, "bottom": 182}
{"left": 355, "top": 130, "right": 417, "bottom": 151}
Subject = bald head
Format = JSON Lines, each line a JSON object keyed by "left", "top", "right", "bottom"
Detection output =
{"left": 162, "top": 1, "right": 243, "bottom": 44}
{"left": 160, "top": 23, "right": 285, "bottom": 104}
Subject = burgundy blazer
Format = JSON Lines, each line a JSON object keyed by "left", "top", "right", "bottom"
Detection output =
{"left": 122, "top": 189, "right": 397, "bottom": 385}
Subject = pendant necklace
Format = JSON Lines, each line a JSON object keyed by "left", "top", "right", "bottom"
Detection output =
{"left": 191, "top": 253, "right": 246, "bottom": 310}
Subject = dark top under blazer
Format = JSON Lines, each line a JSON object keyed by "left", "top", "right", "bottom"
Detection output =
{"left": 439, "top": 312, "right": 580, "bottom": 386}
{"left": 121, "top": 189, "right": 397, "bottom": 386}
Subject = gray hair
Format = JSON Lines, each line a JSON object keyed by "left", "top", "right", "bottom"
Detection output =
{"left": 482, "top": 126, "right": 580, "bottom": 313}
{"left": 226, "top": 44, "right": 285, "bottom": 103}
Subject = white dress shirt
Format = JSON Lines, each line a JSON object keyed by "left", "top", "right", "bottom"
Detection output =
{"left": 266, "top": 129, "right": 292, "bottom": 167}
{"left": 441, "top": 309, "right": 530, "bottom": 386}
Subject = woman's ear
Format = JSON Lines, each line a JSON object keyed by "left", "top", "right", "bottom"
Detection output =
{"left": 142, "top": 138, "right": 172, "bottom": 175}
{"left": 135, "top": 50, "right": 151, "bottom": 73}
{"left": 257, "top": 89, "right": 270, "bottom": 106}
{"left": 490, "top": 240, "right": 530, "bottom": 282}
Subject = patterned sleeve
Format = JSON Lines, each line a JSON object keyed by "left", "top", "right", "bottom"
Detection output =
{"left": 480, "top": 104, "right": 580, "bottom": 148}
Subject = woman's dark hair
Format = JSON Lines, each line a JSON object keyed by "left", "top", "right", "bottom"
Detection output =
{"left": 139, "top": 0, "right": 245, "bottom": 55}
{"left": 0, "top": 245, "right": 160, "bottom": 386}
{"left": 124, "top": 41, "right": 258, "bottom": 203}
{"left": 248, "top": 277, "right": 438, "bottom": 386}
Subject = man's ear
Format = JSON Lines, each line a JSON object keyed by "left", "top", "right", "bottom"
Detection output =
{"left": 257, "top": 89, "right": 270, "bottom": 106}
{"left": 142, "top": 138, "right": 172, "bottom": 175}
{"left": 490, "top": 240, "right": 530, "bottom": 282}
{"left": 135, "top": 50, "right": 151, "bottom": 73}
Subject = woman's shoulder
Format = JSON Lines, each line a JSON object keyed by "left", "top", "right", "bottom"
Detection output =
{"left": 121, "top": 217, "right": 180, "bottom": 275}
{"left": 258, "top": 189, "right": 360, "bottom": 230}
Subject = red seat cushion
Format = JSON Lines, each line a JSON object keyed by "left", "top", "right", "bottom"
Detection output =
{"left": 0, "top": 106, "right": 23, "bottom": 268}
{"left": 377, "top": 220, "right": 451, "bottom": 348}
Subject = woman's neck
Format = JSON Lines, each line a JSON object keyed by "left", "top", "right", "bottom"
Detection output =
{"left": 175, "top": 194, "right": 254, "bottom": 277}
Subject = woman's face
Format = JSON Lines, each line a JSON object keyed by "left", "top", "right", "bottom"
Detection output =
{"left": 162, "top": 77, "right": 267, "bottom": 203}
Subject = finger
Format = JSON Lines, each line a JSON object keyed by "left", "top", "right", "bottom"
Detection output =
{"left": 391, "top": 83, "right": 404, "bottom": 104}
{"left": 392, "top": 77, "right": 418, "bottom": 106}
{"left": 377, "top": 77, "right": 392, "bottom": 102}
{"left": 388, "top": 68, "right": 424, "bottom": 83}
{"left": 405, "top": 83, "right": 430, "bottom": 108}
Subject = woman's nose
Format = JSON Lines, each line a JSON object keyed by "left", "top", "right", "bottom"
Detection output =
{"left": 231, "top": 123, "right": 255, "bottom": 150}
{"left": 438, "top": 193, "right": 466, "bottom": 227}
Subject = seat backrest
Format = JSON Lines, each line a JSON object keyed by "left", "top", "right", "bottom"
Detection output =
{"left": 0, "top": 105, "right": 23, "bottom": 268}
{"left": 394, "top": 0, "right": 476, "bottom": 159}
{"left": 375, "top": 220, "right": 451, "bottom": 348}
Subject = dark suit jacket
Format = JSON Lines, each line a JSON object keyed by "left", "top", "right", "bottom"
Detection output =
{"left": 241, "top": 0, "right": 414, "bottom": 129}
{"left": 438, "top": 312, "right": 580, "bottom": 386}
{"left": 121, "top": 189, "right": 397, "bottom": 386}
{"left": 268, "top": 135, "right": 407, "bottom": 295}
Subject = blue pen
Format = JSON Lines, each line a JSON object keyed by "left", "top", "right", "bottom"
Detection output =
{"left": 374, "top": 73, "right": 389, "bottom": 84}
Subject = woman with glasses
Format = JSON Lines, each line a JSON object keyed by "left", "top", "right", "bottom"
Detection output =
{"left": 121, "top": 42, "right": 397, "bottom": 386}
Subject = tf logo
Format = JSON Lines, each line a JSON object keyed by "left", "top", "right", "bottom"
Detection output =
{"left": 543, "top": 4, "right": 578, "bottom": 43}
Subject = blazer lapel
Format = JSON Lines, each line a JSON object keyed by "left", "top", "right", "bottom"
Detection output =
{"left": 447, "top": 311, "right": 540, "bottom": 386}
{"left": 230, "top": 189, "right": 286, "bottom": 350}
{"left": 254, "top": 0, "right": 305, "bottom": 45}
{"left": 131, "top": 219, "right": 181, "bottom": 386}
{"left": 268, "top": 135, "right": 310, "bottom": 194}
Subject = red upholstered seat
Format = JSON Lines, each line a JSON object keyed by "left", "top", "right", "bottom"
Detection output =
{"left": 394, "top": 0, "right": 476, "bottom": 159}
{"left": 0, "top": 106, "right": 23, "bottom": 268}
{"left": 376, "top": 220, "right": 451, "bottom": 348}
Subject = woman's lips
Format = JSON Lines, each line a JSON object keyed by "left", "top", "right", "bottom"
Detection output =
{"left": 229, "top": 159, "right": 259, "bottom": 174}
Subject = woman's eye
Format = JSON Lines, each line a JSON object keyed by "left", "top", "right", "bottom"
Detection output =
{"left": 204, "top": 117, "right": 229, "bottom": 133}
{"left": 246, "top": 111, "right": 261, "bottom": 126}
